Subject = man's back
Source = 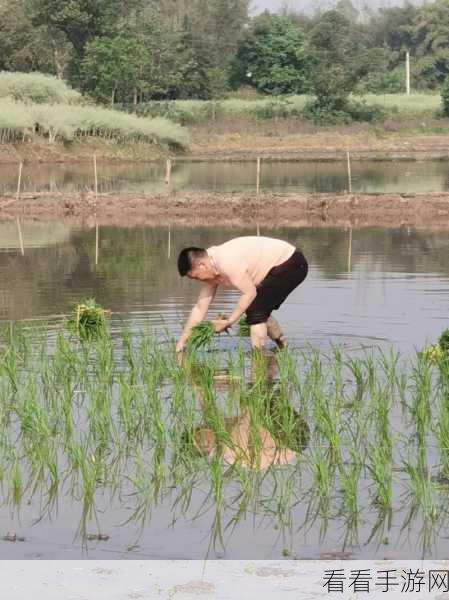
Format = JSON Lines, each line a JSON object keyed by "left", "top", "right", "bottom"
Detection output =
{"left": 207, "top": 236, "right": 295, "bottom": 288}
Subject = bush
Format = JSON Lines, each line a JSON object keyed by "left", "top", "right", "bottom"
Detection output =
{"left": 0, "top": 71, "right": 81, "bottom": 104}
{"left": 302, "top": 98, "right": 386, "bottom": 124}
{"left": 0, "top": 100, "right": 189, "bottom": 149}
{"left": 442, "top": 78, "right": 449, "bottom": 117}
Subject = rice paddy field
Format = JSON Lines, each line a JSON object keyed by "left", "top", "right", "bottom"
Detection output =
{"left": 1, "top": 223, "right": 449, "bottom": 559}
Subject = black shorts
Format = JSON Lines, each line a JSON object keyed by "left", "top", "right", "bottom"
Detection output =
{"left": 245, "top": 250, "right": 308, "bottom": 326}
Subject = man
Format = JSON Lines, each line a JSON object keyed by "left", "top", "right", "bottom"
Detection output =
{"left": 176, "top": 236, "right": 308, "bottom": 352}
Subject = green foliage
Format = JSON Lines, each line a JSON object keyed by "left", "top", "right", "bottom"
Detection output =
{"left": 308, "top": 10, "right": 370, "bottom": 115}
{"left": 238, "top": 318, "right": 250, "bottom": 337}
{"left": 0, "top": 71, "right": 80, "bottom": 104}
{"left": 231, "top": 14, "right": 310, "bottom": 95}
{"left": 441, "top": 77, "right": 449, "bottom": 116}
{"left": 0, "top": 99, "right": 189, "bottom": 148}
{"left": 412, "top": 0, "right": 449, "bottom": 89}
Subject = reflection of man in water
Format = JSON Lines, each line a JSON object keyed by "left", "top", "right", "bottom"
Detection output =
{"left": 185, "top": 356, "right": 309, "bottom": 471}
{"left": 176, "top": 237, "right": 308, "bottom": 352}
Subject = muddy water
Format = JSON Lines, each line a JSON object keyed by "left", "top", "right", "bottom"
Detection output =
{"left": 1, "top": 223, "right": 449, "bottom": 560}
{"left": 1, "top": 159, "right": 449, "bottom": 194}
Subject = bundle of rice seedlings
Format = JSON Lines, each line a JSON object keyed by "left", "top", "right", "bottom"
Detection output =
{"left": 421, "top": 344, "right": 444, "bottom": 365}
{"left": 188, "top": 322, "right": 216, "bottom": 351}
{"left": 238, "top": 317, "right": 251, "bottom": 337}
{"left": 67, "top": 298, "right": 110, "bottom": 339}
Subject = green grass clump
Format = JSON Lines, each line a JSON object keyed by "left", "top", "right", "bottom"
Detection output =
{"left": 0, "top": 71, "right": 81, "bottom": 104}
{"left": 188, "top": 322, "right": 216, "bottom": 350}
{"left": 67, "top": 298, "right": 110, "bottom": 339}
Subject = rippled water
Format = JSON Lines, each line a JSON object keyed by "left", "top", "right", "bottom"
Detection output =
{"left": 1, "top": 159, "right": 449, "bottom": 194}
{"left": 1, "top": 223, "right": 449, "bottom": 560}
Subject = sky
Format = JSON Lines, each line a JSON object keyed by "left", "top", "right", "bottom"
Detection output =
{"left": 251, "top": 0, "right": 424, "bottom": 14}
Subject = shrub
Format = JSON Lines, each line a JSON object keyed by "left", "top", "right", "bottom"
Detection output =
{"left": 0, "top": 100, "right": 189, "bottom": 149}
{"left": 442, "top": 78, "right": 449, "bottom": 117}
{"left": 0, "top": 71, "right": 81, "bottom": 104}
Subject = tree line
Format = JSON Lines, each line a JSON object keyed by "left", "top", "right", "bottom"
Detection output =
{"left": 1, "top": 0, "right": 449, "bottom": 109}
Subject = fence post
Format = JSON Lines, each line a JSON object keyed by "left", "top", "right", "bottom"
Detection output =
{"left": 346, "top": 151, "right": 352, "bottom": 195}
{"left": 256, "top": 157, "right": 261, "bottom": 196}
{"left": 16, "top": 162, "right": 23, "bottom": 201}
{"left": 165, "top": 158, "right": 172, "bottom": 185}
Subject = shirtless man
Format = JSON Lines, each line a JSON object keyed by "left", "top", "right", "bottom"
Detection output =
{"left": 176, "top": 236, "right": 308, "bottom": 352}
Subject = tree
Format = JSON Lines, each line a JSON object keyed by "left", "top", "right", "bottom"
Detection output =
{"left": 81, "top": 36, "right": 146, "bottom": 105}
{"left": 307, "top": 10, "right": 369, "bottom": 113}
{"left": 231, "top": 14, "right": 310, "bottom": 95}
{"left": 411, "top": 0, "right": 449, "bottom": 88}
{"left": 0, "top": 0, "right": 61, "bottom": 74}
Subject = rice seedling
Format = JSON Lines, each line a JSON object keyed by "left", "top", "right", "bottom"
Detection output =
{"left": 0, "top": 321, "right": 447, "bottom": 557}
{"left": 238, "top": 318, "right": 250, "bottom": 337}
{"left": 188, "top": 321, "right": 216, "bottom": 350}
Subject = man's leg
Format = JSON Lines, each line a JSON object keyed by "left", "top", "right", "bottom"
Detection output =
{"left": 250, "top": 322, "right": 268, "bottom": 350}
{"left": 267, "top": 316, "right": 288, "bottom": 349}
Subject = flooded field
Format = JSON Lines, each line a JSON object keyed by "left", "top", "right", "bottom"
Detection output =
{"left": 0, "top": 223, "right": 449, "bottom": 559}
{"left": 2, "top": 159, "right": 449, "bottom": 195}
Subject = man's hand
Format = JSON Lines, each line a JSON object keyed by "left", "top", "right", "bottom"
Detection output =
{"left": 176, "top": 339, "right": 186, "bottom": 353}
{"left": 212, "top": 319, "right": 231, "bottom": 334}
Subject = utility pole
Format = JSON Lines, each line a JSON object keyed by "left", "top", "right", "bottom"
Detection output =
{"left": 406, "top": 51, "right": 411, "bottom": 96}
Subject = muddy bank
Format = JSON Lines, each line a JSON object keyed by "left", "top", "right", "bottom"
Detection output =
{"left": 1, "top": 191, "right": 449, "bottom": 230}
{"left": 2, "top": 127, "right": 449, "bottom": 164}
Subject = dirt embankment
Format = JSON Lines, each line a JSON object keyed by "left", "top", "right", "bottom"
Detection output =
{"left": 1, "top": 191, "right": 449, "bottom": 230}
{"left": 2, "top": 125, "right": 449, "bottom": 164}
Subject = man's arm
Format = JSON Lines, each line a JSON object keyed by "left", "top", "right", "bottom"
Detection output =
{"left": 176, "top": 283, "right": 217, "bottom": 351}
{"left": 215, "top": 270, "right": 257, "bottom": 331}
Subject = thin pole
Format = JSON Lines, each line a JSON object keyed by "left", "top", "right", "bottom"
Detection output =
{"left": 406, "top": 51, "right": 411, "bottom": 96}
{"left": 346, "top": 151, "right": 352, "bottom": 194}
{"left": 348, "top": 227, "right": 353, "bottom": 273}
{"left": 93, "top": 154, "right": 98, "bottom": 201}
{"left": 17, "top": 219, "right": 24, "bottom": 256}
{"left": 165, "top": 158, "right": 172, "bottom": 185}
{"left": 168, "top": 224, "right": 171, "bottom": 259}
{"left": 95, "top": 223, "right": 99, "bottom": 267}
{"left": 16, "top": 162, "right": 23, "bottom": 201}
{"left": 256, "top": 222, "right": 260, "bottom": 237}
{"left": 256, "top": 157, "right": 261, "bottom": 196}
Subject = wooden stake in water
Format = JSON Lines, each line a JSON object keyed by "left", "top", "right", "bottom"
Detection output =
{"left": 256, "top": 222, "right": 260, "bottom": 237}
{"left": 346, "top": 151, "right": 352, "bottom": 194}
{"left": 16, "top": 162, "right": 23, "bottom": 201}
{"left": 406, "top": 51, "right": 411, "bottom": 96}
{"left": 348, "top": 227, "right": 353, "bottom": 273}
{"left": 165, "top": 158, "right": 172, "bottom": 185}
{"left": 95, "top": 223, "right": 99, "bottom": 267}
{"left": 256, "top": 157, "right": 261, "bottom": 196}
{"left": 93, "top": 154, "right": 98, "bottom": 201}
{"left": 17, "top": 219, "right": 24, "bottom": 256}
{"left": 168, "top": 224, "right": 171, "bottom": 259}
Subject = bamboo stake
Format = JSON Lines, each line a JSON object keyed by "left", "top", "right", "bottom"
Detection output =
{"left": 95, "top": 223, "right": 99, "bottom": 267}
{"left": 256, "top": 157, "right": 261, "bottom": 196}
{"left": 168, "top": 224, "right": 171, "bottom": 259}
{"left": 165, "top": 158, "right": 172, "bottom": 185}
{"left": 17, "top": 219, "right": 24, "bottom": 256}
{"left": 346, "top": 151, "right": 352, "bottom": 194}
{"left": 348, "top": 227, "right": 353, "bottom": 273}
{"left": 93, "top": 154, "right": 98, "bottom": 201}
{"left": 256, "top": 222, "right": 260, "bottom": 237}
{"left": 16, "top": 161, "right": 23, "bottom": 201}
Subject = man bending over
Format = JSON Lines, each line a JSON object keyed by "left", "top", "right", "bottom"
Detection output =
{"left": 176, "top": 236, "right": 308, "bottom": 352}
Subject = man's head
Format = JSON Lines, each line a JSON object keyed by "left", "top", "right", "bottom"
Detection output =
{"left": 177, "top": 247, "right": 215, "bottom": 281}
